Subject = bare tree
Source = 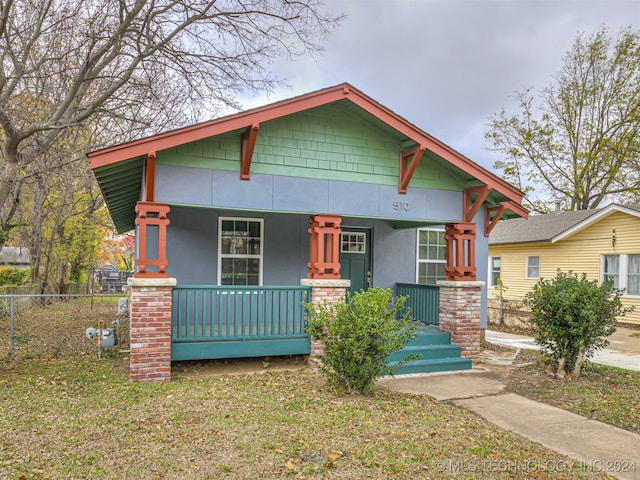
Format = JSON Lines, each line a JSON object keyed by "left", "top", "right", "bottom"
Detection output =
{"left": 0, "top": 0, "right": 342, "bottom": 246}
{"left": 487, "top": 26, "right": 640, "bottom": 213}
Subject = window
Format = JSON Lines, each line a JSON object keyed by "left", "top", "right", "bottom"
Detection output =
{"left": 218, "top": 218, "right": 263, "bottom": 285}
{"left": 628, "top": 255, "right": 640, "bottom": 295}
{"left": 526, "top": 256, "right": 539, "bottom": 279}
{"left": 601, "top": 254, "right": 640, "bottom": 296}
{"left": 341, "top": 232, "right": 366, "bottom": 253}
{"left": 417, "top": 228, "right": 446, "bottom": 285}
{"left": 603, "top": 255, "right": 620, "bottom": 287}
{"left": 490, "top": 257, "right": 501, "bottom": 287}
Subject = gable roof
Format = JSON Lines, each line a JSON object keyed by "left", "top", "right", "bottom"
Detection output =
{"left": 489, "top": 203, "right": 640, "bottom": 245}
{"left": 88, "top": 83, "right": 526, "bottom": 232}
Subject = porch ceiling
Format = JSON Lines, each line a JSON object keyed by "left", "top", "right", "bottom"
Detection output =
{"left": 94, "top": 157, "right": 144, "bottom": 233}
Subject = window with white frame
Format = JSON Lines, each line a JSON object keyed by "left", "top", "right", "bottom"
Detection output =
{"left": 417, "top": 228, "right": 446, "bottom": 285}
{"left": 489, "top": 257, "right": 501, "bottom": 287}
{"left": 602, "top": 254, "right": 640, "bottom": 295}
{"left": 526, "top": 256, "right": 540, "bottom": 279}
{"left": 628, "top": 255, "right": 640, "bottom": 295}
{"left": 219, "top": 218, "right": 263, "bottom": 285}
{"left": 603, "top": 254, "right": 620, "bottom": 287}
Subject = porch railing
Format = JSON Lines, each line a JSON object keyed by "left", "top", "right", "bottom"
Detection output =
{"left": 396, "top": 283, "right": 439, "bottom": 326}
{"left": 172, "top": 285, "right": 311, "bottom": 349}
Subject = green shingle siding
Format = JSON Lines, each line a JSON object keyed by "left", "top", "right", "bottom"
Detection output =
{"left": 156, "top": 104, "right": 465, "bottom": 190}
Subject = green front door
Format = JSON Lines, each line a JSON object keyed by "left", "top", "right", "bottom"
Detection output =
{"left": 339, "top": 229, "right": 371, "bottom": 296}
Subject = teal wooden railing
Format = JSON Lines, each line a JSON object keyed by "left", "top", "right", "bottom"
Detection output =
{"left": 396, "top": 283, "right": 439, "bottom": 326}
{"left": 172, "top": 285, "right": 312, "bottom": 341}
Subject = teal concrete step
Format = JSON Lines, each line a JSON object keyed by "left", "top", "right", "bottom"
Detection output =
{"left": 386, "top": 325, "right": 472, "bottom": 375}
{"left": 388, "top": 357, "right": 472, "bottom": 375}
{"left": 386, "top": 343, "right": 462, "bottom": 362}
{"left": 404, "top": 327, "right": 454, "bottom": 346}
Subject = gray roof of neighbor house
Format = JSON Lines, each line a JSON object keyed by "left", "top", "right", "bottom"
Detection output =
{"left": 0, "top": 247, "right": 31, "bottom": 265}
{"left": 489, "top": 203, "right": 640, "bottom": 245}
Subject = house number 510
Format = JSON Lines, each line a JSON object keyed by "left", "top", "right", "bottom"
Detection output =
{"left": 393, "top": 201, "right": 410, "bottom": 211}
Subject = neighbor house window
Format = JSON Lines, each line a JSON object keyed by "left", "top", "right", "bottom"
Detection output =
{"left": 628, "top": 255, "right": 640, "bottom": 295}
{"left": 490, "top": 257, "right": 501, "bottom": 287}
{"left": 526, "top": 256, "right": 539, "bottom": 279}
{"left": 218, "top": 217, "right": 263, "bottom": 285}
{"left": 417, "top": 228, "right": 446, "bottom": 285}
{"left": 603, "top": 254, "right": 620, "bottom": 288}
{"left": 605, "top": 253, "right": 640, "bottom": 296}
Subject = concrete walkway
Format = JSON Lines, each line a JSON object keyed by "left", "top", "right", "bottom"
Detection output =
{"left": 485, "top": 326, "right": 640, "bottom": 372}
{"left": 377, "top": 327, "right": 640, "bottom": 479}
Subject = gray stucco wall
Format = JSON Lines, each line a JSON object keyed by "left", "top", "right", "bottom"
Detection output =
{"left": 166, "top": 208, "right": 417, "bottom": 288}
{"left": 160, "top": 166, "right": 489, "bottom": 327}
{"left": 165, "top": 205, "right": 488, "bottom": 328}
{"left": 155, "top": 165, "right": 463, "bottom": 224}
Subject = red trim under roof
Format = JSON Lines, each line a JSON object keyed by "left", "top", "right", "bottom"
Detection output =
{"left": 88, "top": 83, "right": 525, "bottom": 205}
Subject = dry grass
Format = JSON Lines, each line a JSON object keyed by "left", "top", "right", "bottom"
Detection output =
{"left": 0, "top": 296, "right": 126, "bottom": 361}
{"left": 0, "top": 300, "right": 616, "bottom": 479}
{"left": 507, "top": 349, "right": 640, "bottom": 435}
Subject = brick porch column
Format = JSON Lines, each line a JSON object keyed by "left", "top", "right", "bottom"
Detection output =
{"left": 300, "top": 278, "right": 350, "bottom": 369}
{"left": 128, "top": 277, "right": 177, "bottom": 383}
{"left": 437, "top": 280, "right": 484, "bottom": 360}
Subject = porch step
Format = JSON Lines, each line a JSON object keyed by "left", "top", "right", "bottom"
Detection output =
{"left": 388, "top": 357, "right": 473, "bottom": 375}
{"left": 386, "top": 344, "right": 463, "bottom": 362}
{"left": 386, "top": 326, "right": 472, "bottom": 375}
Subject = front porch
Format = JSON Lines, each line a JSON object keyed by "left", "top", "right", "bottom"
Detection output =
{"left": 171, "top": 285, "right": 312, "bottom": 361}
{"left": 167, "top": 282, "right": 472, "bottom": 376}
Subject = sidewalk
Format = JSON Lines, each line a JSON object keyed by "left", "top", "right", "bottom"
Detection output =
{"left": 485, "top": 326, "right": 640, "bottom": 372}
{"left": 377, "top": 327, "right": 640, "bottom": 479}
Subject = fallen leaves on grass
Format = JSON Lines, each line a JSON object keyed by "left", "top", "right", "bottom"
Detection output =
{"left": 507, "top": 349, "right": 640, "bottom": 434}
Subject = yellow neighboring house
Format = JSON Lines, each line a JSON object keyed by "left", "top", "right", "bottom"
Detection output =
{"left": 488, "top": 203, "right": 640, "bottom": 326}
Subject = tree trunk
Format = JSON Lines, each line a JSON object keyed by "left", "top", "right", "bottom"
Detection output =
{"left": 572, "top": 345, "right": 589, "bottom": 378}
{"left": 556, "top": 356, "right": 567, "bottom": 377}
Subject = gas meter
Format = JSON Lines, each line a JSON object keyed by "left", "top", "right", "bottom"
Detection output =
{"left": 100, "top": 327, "right": 118, "bottom": 347}
{"left": 85, "top": 319, "right": 120, "bottom": 358}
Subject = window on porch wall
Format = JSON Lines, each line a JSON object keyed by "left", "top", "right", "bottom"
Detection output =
{"left": 416, "top": 228, "right": 446, "bottom": 285}
{"left": 218, "top": 217, "right": 263, "bottom": 285}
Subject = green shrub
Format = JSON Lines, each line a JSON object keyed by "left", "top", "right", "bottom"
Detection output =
{"left": 305, "top": 287, "right": 419, "bottom": 394}
{"left": 0, "top": 267, "right": 30, "bottom": 286}
{"left": 524, "top": 270, "right": 633, "bottom": 378}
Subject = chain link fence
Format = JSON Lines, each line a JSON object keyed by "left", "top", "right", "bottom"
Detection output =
{"left": 487, "top": 297, "right": 533, "bottom": 331}
{"left": 0, "top": 293, "right": 130, "bottom": 364}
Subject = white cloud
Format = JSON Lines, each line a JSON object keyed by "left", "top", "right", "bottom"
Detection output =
{"left": 236, "top": 0, "right": 638, "bottom": 170}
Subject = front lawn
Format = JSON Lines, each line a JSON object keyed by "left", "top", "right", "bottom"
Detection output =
{"left": 1, "top": 355, "right": 607, "bottom": 479}
{"left": 507, "top": 349, "right": 640, "bottom": 435}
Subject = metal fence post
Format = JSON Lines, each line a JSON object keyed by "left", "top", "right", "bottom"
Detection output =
{"left": 10, "top": 294, "right": 15, "bottom": 360}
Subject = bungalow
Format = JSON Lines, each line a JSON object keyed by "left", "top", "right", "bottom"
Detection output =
{"left": 488, "top": 203, "right": 640, "bottom": 326}
{"left": 88, "top": 83, "right": 527, "bottom": 382}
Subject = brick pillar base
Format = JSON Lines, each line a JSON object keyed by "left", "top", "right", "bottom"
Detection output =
{"left": 300, "top": 278, "right": 350, "bottom": 369}
{"left": 437, "top": 280, "right": 484, "bottom": 360}
{"left": 128, "top": 277, "right": 177, "bottom": 383}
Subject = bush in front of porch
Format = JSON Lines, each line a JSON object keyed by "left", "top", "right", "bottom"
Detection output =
{"left": 305, "top": 288, "right": 419, "bottom": 394}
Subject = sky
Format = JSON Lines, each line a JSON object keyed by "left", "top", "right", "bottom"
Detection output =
{"left": 238, "top": 0, "right": 638, "bottom": 172}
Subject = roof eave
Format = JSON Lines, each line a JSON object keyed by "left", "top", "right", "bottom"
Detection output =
{"left": 88, "top": 82, "right": 525, "bottom": 208}
{"left": 551, "top": 203, "right": 640, "bottom": 243}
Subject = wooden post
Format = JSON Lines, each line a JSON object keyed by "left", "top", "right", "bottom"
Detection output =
{"left": 307, "top": 214, "right": 342, "bottom": 279}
